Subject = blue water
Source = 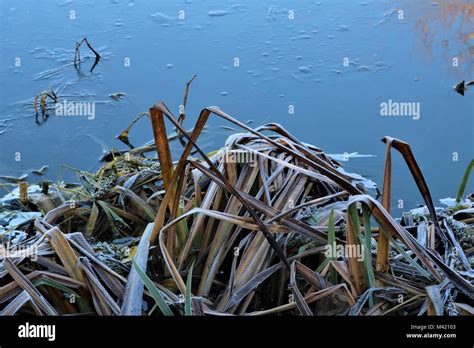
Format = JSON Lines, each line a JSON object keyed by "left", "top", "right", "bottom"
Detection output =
{"left": 0, "top": 0, "right": 473, "bottom": 214}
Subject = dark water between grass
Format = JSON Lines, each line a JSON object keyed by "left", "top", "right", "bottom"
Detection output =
{"left": 0, "top": 0, "right": 473, "bottom": 215}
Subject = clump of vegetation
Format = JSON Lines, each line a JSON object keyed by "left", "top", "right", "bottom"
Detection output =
{"left": 0, "top": 90, "right": 472, "bottom": 315}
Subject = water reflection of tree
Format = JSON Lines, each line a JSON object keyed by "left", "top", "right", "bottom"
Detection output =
{"left": 411, "top": 0, "right": 473, "bottom": 75}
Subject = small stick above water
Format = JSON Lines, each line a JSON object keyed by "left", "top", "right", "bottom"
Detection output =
{"left": 74, "top": 37, "right": 101, "bottom": 72}
{"left": 177, "top": 74, "right": 197, "bottom": 148}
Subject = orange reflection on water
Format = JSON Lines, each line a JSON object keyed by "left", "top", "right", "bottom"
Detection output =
{"left": 409, "top": 0, "right": 474, "bottom": 75}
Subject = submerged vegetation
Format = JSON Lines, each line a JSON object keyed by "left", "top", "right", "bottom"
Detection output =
{"left": 33, "top": 37, "right": 101, "bottom": 125}
{"left": 73, "top": 37, "right": 101, "bottom": 73}
{"left": 0, "top": 90, "right": 472, "bottom": 315}
{"left": 33, "top": 89, "right": 58, "bottom": 124}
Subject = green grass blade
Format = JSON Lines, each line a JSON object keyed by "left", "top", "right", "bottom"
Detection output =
{"left": 361, "top": 206, "right": 376, "bottom": 306}
{"left": 378, "top": 227, "right": 431, "bottom": 278}
{"left": 315, "top": 257, "right": 330, "bottom": 273}
{"left": 361, "top": 207, "right": 376, "bottom": 287}
{"left": 132, "top": 258, "right": 174, "bottom": 316}
{"left": 33, "top": 278, "right": 91, "bottom": 312}
{"left": 328, "top": 208, "right": 336, "bottom": 252}
{"left": 97, "top": 200, "right": 130, "bottom": 233}
{"left": 327, "top": 208, "right": 337, "bottom": 283}
{"left": 184, "top": 261, "right": 194, "bottom": 316}
{"left": 177, "top": 200, "right": 189, "bottom": 249}
{"left": 456, "top": 159, "right": 473, "bottom": 202}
